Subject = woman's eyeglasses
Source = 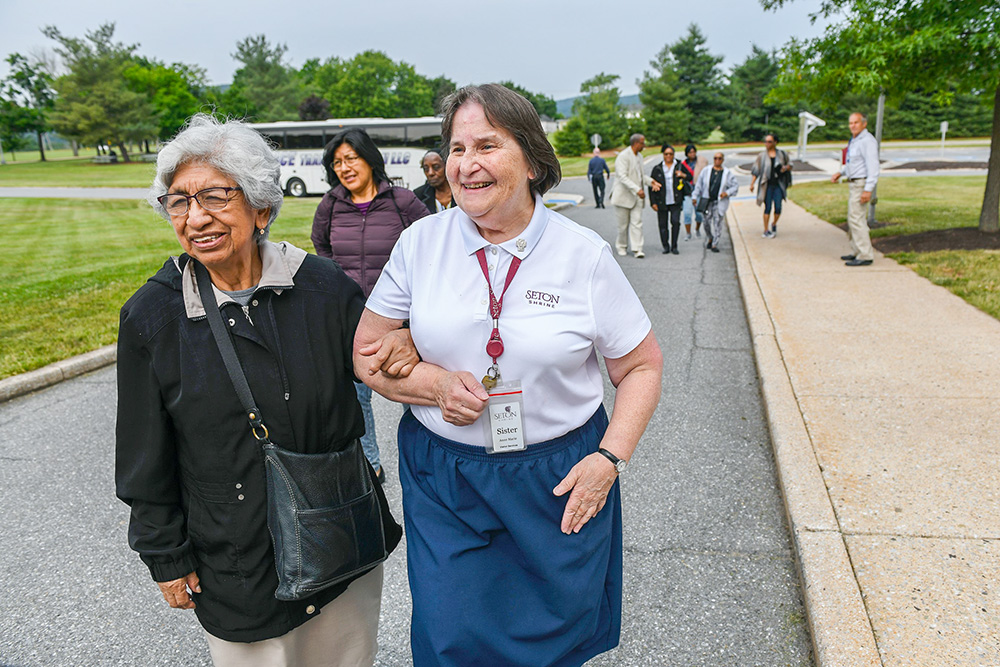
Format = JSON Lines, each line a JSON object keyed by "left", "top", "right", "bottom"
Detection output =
{"left": 158, "top": 187, "right": 242, "bottom": 217}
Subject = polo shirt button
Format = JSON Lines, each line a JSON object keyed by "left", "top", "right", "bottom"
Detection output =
{"left": 488, "top": 264, "right": 494, "bottom": 271}
{"left": 251, "top": 299, "right": 258, "bottom": 307}
{"left": 491, "top": 247, "right": 497, "bottom": 255}
{"left": 305, "top": 605, "right": 316, "bottom": 614}
{"left": 481, "top": 299, "right": 487, "bottom": 305}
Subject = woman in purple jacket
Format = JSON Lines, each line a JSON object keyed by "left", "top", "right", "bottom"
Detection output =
{"left": 311, "top": 128, "right": 431, "bottom": 483}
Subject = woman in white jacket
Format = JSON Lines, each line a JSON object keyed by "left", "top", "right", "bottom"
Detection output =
{"left": 691, "top": 152, "right": 739, "bottom": 253}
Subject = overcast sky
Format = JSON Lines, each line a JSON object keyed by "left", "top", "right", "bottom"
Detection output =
{"left": 0, "top": 0, "right": 830, "bottom": 101}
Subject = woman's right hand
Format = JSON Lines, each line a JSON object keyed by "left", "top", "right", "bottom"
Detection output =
{"left": 157, "top": 571, "right": 201, "bottom": 609}
{"left": 433, "top": 371, "right": 488, "bottom": 426}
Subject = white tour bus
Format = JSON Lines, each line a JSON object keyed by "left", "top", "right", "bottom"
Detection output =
{"left": 248, "top": 117, "right": 443, "bottom": 197}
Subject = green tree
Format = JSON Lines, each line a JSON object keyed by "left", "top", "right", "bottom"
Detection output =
{"left": 638, "top": 46, "right": 691, "bottom": 146}
{"left": 429, "top": 75, "right": 457, "bottom": 114}
{"left": 723, "top": 46, "right": 799, "bottom": 143}
{"left": 230, "top": 35, "right": 303, "bottom": 122}
{"left": 309, "top": 51, "right": 437, "bottom": 118}
{"left": 670, "top": 24, "right": 727, "bottom": 142}
{"left": 3, "top": 53, "right": 54, "bottom": 160}
{"left": 573, "top": 73, "right": 627, "bottom": 149}
{"left": 0, "top": 98, "right": 34, "bottom": 159}
{"left": 762, "top": 0, "right": 1000, "bottom": 232}
{"left": 499, "top": 81, "right": 559, "bottom": 118}
{"left": 298, "top": 94, "right": 330, "bottom": 120}
{"left": 551, "top": 116, "right": 591, "bottom": 156}
{"left": 43, "top": 23, "right": 157, "bottom": 162}
{"left": 123, "top": 59, "right": 205, "bottom": 141}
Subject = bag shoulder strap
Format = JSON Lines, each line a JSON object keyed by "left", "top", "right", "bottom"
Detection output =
{"left": 193, "top": 260, "right": 270, "bottom": 441}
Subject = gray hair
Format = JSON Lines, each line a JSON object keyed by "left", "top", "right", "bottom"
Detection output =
{"left": 629, "top": 133, "right": 645, "bottom": 146}
{"left": 850, "top": 112, "right": 869, "bottom": 123}
{"left": 148, "top": 114, "right": 283, "bottom": 244}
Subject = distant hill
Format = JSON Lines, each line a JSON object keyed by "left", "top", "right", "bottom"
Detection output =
{"left": 556, "top": 93, "right": 641, "bottom": 117}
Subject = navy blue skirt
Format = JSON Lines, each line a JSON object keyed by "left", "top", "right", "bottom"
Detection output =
{"left": 397, "top": 407, "right": 622, "bottom": 667}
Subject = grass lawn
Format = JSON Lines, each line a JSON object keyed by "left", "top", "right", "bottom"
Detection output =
{"left": 0, "top": 158, "right": 156, "bottom": 187}
{"left": 0, "top": 197, "right": 320, "bottom": 380}
{"left": 790, "top": 175, "right": 1000, "bottom": 320}
{"left": 893, "top": 250, "right": 1000, "bottom": 319}
{"left": 788, "top": 176, "right": 989, "bottom": 237}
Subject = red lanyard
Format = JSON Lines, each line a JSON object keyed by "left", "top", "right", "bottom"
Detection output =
{"left": 475, "top": 248, "right": 522, "bottom": 363}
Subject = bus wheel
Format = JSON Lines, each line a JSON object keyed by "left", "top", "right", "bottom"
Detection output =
{"left": 287, "top": 178, "right": 306, "bottom": 198}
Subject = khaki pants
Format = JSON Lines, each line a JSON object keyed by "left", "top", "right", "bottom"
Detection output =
{"left": 205, "top": 564, "right": 383, "bottom": 667}
{"left": 615, "top": 203, "right": 644, "bottom": 254}
{"left": 847, "top": 180, "right": 874, "bottom": 261}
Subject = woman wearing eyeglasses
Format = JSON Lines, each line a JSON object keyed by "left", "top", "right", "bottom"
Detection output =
{"left": 116, "top": 114, "right": 414, "bottom": 666}
{"left": 311, "top": 128, "right": 431, "bottom": 484}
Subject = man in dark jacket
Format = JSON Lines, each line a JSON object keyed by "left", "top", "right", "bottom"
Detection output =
{"left": 587, "top": 148, "right": 610, "bottom": 208}
{"left": 412, "top": 150, "right": 454, "bottom": 214}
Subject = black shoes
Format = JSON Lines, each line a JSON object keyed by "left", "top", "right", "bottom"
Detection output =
{"left": 671, "top": 248, "right": 679, "bottom": 255}
{"left": 845, "top": 258, "right": 873, "bottom": 266}
{"left": 375, "top": 467, "right": 386, "bottom": 485}
{"left": 841, "top": 254, "right": 856, "bottom": 261}
{"left": 710, "top": 246, "right": 720, "bottom": 253}
{"left": 662, "top": 248, "right": 670, "bottom": 254}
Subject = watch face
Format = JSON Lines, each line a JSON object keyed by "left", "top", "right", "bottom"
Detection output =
{"left": 615, "top": 460, "right": 627, "bottom": 474}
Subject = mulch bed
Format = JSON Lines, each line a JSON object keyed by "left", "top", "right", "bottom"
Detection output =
{"left": 861, "top": 226, "right": 1000, "bottom": 253}
{"left": 888, "top": 161, "right": 989, "bottom": 171}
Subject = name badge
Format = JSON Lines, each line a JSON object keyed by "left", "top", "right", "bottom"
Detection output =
{"left": 483, "top": 380, "right": 525, "bottom": 454}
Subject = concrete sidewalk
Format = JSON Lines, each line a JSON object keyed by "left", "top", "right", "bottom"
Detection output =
{"left": 727, "top": 199, "right": 1000, "bottom": 666}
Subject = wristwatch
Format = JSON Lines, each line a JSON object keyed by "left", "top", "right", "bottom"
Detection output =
{"left": 598, "top": 448, "right": 628, "bottom": 474}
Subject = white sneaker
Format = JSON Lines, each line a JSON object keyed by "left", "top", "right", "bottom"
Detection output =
{"left": 635, "top": 251, "right": 645, "bottom": 258}
{"left": 763, "top": 230, "right": 774, "bottom": 238}
{"left": 685, "top": 233, "right": 692, "bottom": 241}
{"left": 617, "top": 248, "right": 627, "bottom": 256}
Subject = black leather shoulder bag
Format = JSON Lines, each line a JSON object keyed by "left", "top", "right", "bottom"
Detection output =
{"left": 194, "top": 259, "right": 390, "bottom": 602}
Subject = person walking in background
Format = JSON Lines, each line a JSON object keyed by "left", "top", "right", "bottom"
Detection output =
{"left": 649, "top": 144, "right": 690, "bottom": 255}
{"left": 312, "top": 128, "right": 430, "bottom": 483}
{"left": 610, "top": 134, "right": 661, "bottom": 258}
{"left": 587, "top": 147, "right": 610, "bottom": 208}
{"left": 831, "top": 112, "right": 880, "bottom": 266}
{"left": 680, "top": 144, "right": 707, "bottom": 241}
{"left": 749, "top": 133, "right": 793, "bottom": 238}
{"left": 691, "top": 152, "right": 738, "bottom": 254}
{"left": 413, "top": 150, "right": 455, "bottom": 214}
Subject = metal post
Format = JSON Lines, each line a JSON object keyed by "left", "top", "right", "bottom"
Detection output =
{"left": 868, "top": 91, "right": 885, "bottom": 226}
{"left": 0, "top": 140, "right": 6, "bottom": 165}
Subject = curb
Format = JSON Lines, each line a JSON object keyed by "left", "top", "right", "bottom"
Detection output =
{"left": 0, "top": 345, "right": 116, "bottom": 404}
{"left": 725, "top": 208, "right": 883, "bottom": 667}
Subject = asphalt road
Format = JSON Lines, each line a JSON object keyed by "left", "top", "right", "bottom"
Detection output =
{"left": 0, "top": 179, "right": 813, "bottom": 665}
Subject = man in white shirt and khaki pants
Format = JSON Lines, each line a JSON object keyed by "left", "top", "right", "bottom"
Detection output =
{"left": 611, "top": 134, "right": 660, "bottom": 258}
{"left": 832, "top": 112, "right": 880, "bottom": 266}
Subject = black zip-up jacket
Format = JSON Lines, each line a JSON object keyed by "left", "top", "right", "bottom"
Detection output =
{"left": 649, "top": 159, "right": 692, "bottom": 209}
{"left": 412, "top": 181, "right": 455, "bottom": 214}
{"left": 115, "top": 242, "right": 401, "bottom": 642}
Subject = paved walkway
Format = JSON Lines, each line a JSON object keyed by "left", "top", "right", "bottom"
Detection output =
{"left": 728, "top": 198, "right": 1000, "bottom": 666}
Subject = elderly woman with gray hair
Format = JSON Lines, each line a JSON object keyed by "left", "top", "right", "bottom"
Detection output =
{"left": 115, "top": 114, "right": 410, "bottom": 666}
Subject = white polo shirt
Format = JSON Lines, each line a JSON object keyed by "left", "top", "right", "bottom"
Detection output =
{"left": 366, "top": 195, "right": 652, "bottom": 446}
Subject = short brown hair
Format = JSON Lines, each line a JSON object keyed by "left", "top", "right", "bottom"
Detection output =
{"left": 440, "top": 84, "right": 561, "bottom": 196}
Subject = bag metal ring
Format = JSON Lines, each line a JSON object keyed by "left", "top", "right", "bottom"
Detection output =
{"left": 252, "top": 423, "right": 269, "bottom": 441}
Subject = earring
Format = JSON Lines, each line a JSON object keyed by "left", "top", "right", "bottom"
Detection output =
{"left": 258, "top": 228, "right": 265, "bottom": 235}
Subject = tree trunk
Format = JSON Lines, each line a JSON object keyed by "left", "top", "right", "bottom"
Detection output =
{"left": 36, "top": 130, "right": 46, "bottom": 161}
{"left": 117, "top": 142, "right": 130, "bottom": 163}
{"left": 979, "top": 83, "right": 1000, "bottom": 234}
{"left": 71, "top": 140, "right": 78, "bottom": 157}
